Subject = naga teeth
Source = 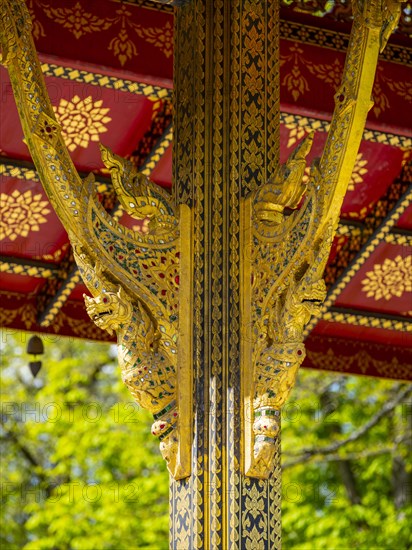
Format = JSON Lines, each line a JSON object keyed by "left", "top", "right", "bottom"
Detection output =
{"left": 93, "top": 310, "right": 112, "bottom": 320}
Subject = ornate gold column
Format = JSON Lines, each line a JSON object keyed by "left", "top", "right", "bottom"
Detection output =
{"left": 171, "top": 1, "right": 281, "bottom": 547}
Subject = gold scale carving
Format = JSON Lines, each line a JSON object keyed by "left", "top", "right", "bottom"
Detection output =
{"left": 0, "top": 0, "right": 404, "bottom": 481}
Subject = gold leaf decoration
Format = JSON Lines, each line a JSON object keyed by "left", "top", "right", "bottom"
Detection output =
{"left": 283, "top": 64, "right": 310, "bottom": 102}
{"left": 348, "top": 152, "right": 368, "bottom": 191}
{"left": 134, "top": 20, "right": 173, "bottom": 59}
{"left": 41, "top": 1, "right": 112, "bottom": 39}
{"left": 386, "top": 79, "right": 412, "bottom": 103}
{"left": 307, "top": 57, "right": 343, "bottom": 90}
{"left": 361, "top": 255, "right": 412, "bottom": 301}
{"left": 27, "top": 0, "right": 46, "bottom": 41}
{"left": 108, "top": 27, "right": 138, "bottom": 67}
{"left": 0, "top": 189, "right": 51, "bottom": 241}
{"left": 53, "top": 95, "right": 112, "bottom": 152}
{"left": 280, "top": 45, "right": 310, "bottom": 101}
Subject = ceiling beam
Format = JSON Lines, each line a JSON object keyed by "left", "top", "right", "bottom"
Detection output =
{"left": 280, "top": 113, "right": 412, "bottom": 149}
{"left": 0, "top": 256, "right": 62, "bottom": 279}
{"left": 325, "top": 306, "right": 412, "bottom": 333}
{"left": 40, "top": 60, "right": 173, "bottom": 99}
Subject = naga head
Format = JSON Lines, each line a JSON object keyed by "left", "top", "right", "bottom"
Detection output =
{"left": 253, "top": 133, "right": 314, "bottom": 225}
{"left": 269, "top": 276, "right": 327, "bottom": 345}
{"left": 84, "top": 286, "right": 133, "bottom": 336}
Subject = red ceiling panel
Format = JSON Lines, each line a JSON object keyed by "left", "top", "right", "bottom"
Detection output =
{"left": 335, "top": 242, "right": 412, "bottom": 318}
{"left": 0, "top": 272, "right": 46, "bottom": 294}
{"left": 150, "top": 143, "right": 173, "bottom": 188}
{"left": 0, "top": 176, "right": 68, "bottom": 261}
{"left": 0, "top": 68, "right": 157, "bottom": 173}
{"left": 312, "top": 319, "right": 412, "bottom": 349}
{"left": 0, "top": 1, "right": 410, "bottom": 380}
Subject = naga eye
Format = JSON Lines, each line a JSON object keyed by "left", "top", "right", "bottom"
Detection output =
{"left": 103, "top": 297, "right": 108, "bottom": 303}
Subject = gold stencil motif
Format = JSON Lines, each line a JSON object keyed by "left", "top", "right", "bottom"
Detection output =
{"left": 281, "top": 44, "right": 344, "bottom": 102}
{"left": 280, "top": 44, "right": 310, "bottom": 101}
{"left": 37, "top": 2, "right": 173, "bottom": 66}
{"left": 373, "top": 65, "right": 412, "bottom": 118}
{"left": 307, "top": 56, "right": 343, "bottom": 89}
{"left": 40, "top": 2, "right": 112, "bottom": 39}
{"left": 134, "top": 20, "right": 173, "bottom": 59}
{"left": 307, "top": 348, "right": 411, "bottom": 380}
{"left": 0, "top": 300, "right": 37, "bottom": 329}
{"left": 361, "top": 255, "right": 412, "bottom": 301}
{"left": 26, "top": 0, "right": 45, "bottom": 40}
{"left": 0, "top": 189, "right": 50, "bottom": 241}
{"left": 348, "top": 153, "right": 368, "bottom": 191}
{"left": 53, "top": 95, "right": 111, "bottom": 152}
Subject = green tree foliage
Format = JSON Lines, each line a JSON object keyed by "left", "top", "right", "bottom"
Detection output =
{"left": 1, "top": 330, "right": 411, "bottom": 548}
{"left": 282, "top": 372, "right": 412, "bottom": 548}
{"left": 1, "top": 331, "right": 169, "bottom": 549}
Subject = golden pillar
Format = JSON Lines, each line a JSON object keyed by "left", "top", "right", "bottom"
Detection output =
{"left": 171, "top": 1, "right": 281, "bottom": 547}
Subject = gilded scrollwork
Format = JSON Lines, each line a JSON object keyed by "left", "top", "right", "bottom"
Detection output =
{"left": 1, "top": 0, "right": 192, "bottom": 480}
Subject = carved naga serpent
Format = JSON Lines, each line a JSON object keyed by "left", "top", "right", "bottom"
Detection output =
{"left": 0, "top": 0, "right": 404, "bottom": 481}
{"left": 242, "top": 0, "right": 405, "bottom": 477}
{"left": 0, "top": 0, "right": 192, "bottom": 479}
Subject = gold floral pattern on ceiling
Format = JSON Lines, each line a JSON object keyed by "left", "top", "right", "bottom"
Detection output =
{"left": 347, "top": 153, "right": 368, "bottom": 191}
{"left": 40, "top": 2, "right": 112, "bottom": 39}
{"left": 280, "top": 44, "right": 410, "bottom": 118}
{"left": 53, "top": 95, "right": 112, "bottom": 152}
{"left": 0, "top": 302, "right": 37, "bottom": 329}
{"left": 280, "top": 43, "right": 343, "bottom": 101}
{"left": 307, "top": 348, "right": 411, "bottom": 379}
{"left": 0, "top": 298, "right": 108, "bottom": 339}
{"left": 372, "top": 66, "right": 412, "bottom": 118}
{"left": 361, "top": 255, "right": 412, "bottom": 301}
{"left": 36, "top": 3, "right": 172, "bottom": 66}
{"left": 26, "top": 0, "right": 46, "bottom": 40}
{"left": 134, "top": 20, "right": 173, "bottom": 59}
{"left": 0, "top": 189, "right": 51, "bottom": 242}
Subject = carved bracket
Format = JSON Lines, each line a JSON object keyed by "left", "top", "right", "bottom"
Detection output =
{"left": 76, "top": 148, "right": 194, "bottom": 480}
{"left": 240, "top": 0, "right": 403, "bottom": 478}
{"left": 241, "top": 135, "right": 330, "bottom": 479}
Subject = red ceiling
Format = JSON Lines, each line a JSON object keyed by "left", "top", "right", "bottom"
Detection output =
{"left": 0, "top": 0, "right": 411, "bottom": 380}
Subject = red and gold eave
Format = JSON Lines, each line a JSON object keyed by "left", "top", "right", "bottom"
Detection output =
{"left": 0, "top": 0, "right": 411, "bottom": 380}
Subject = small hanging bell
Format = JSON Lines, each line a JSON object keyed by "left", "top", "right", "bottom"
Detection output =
{"left": 27, "top": 335, "right": 44, "bottom": 377}
{"left": 29, "top": 361, "right": 42, "bottom": 377}
{"left": 27, "top": 335, "right": 44, "bottom": 355}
